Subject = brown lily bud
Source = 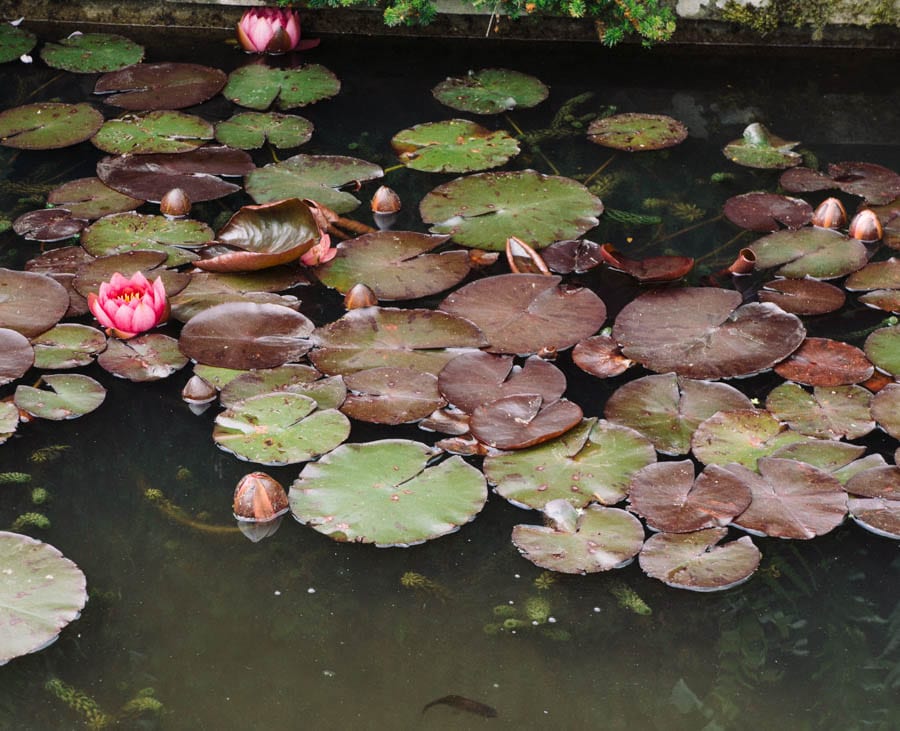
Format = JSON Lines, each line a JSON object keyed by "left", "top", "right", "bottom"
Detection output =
{"left": 344, "top": 282, "right": 378, "bottom": 310}
{"left": 848, "top": 209, "right": 883, "bottom": 242}
{"left": 233, "top": 472, "right": 289, "bottom": 523}
{"left": 371, "top": 186, "right": 401, "bottom": 214}
{"left": 811, "top": 197, "right": 846, "bottom": 229}
{"left": 160, "top": 188, "right": 191, "bottom": 219}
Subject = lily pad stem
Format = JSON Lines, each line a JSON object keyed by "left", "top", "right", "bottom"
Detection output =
{"left": 583, "top": 155, "right": 616, "bottom": 186}
{"left": 650, "top": 214, "right": 723, "bottom": 247}
{"left": 505, "top": 114, "right": 560, "bottom": 175}
{"left": 382, "top": 163, "right": 405, "bottom": 174}
{"left": 693, "top": 228, "right": 752, "bottom": 266}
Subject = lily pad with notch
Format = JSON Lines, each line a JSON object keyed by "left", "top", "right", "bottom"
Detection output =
{"left": 765, "top": 382, "right": 874, "bottom": 440}
{"left": 32, "top": 324, "right": 107, "bottom": 370}
{"left": 0, "top": 328, "right": 34, "bottom": 387}
{"left": 47, "top": 177, "right": 143, "bottom": 220}
{"left": 587, "top": 113, "right": 688, "bottom": 151}
{"left": 470, "top": 394, "right": 582, "bottom": 450}
{"left": 420, "top": 170, "right": 603, "bottom": 251}
{"left": 844, "top": 466, "right": 900, "bottom": 539}
{"left": 757, "top": 278, "right": 845, "bottom": 316}
{"left": 431, "top": 68, "right": 548, "bottom": 115}
{"left": 870, "top": 383, "right": 900, "bottom": 439}
{"left": 0, "top": 269, "right": 70, "bottom": 338}
{"left": 691, "top": 409, "right": 808, "bottom": 469}
{"left": 863, "top": 325, "right": 900, "bottom": 377}
{"left": 748, "top": 227, "right": 867, "bottom": 280}
{"left": 0, "top": 103, "right": 103, "bottom": 150}
{"left": 511, "top": 500, "right": 645, "bottom": 574}
{"left": 723, "top": 192, "right": 813, "bottom": 232}
{"left": 97, "top": 334, "right": 188, "bottom": 382}
{"left": 0, "top": 22, "right": 36, "bottom": 64}
{"left": 92, "top": 111, "right": 213, "bottom": 155}
{"left": 14, "top": 373, "right": 106, "bottom": 420}
{"left": 341, "top": 367, "right": 443, "bottom": 425}
{"left": 780, "top": 162, "right": 900, "bottom": 205}
{"left": 215, "top": 111, "right": 313, "bottom": 150}
{"left": 168, "top": 271, "right": 304, "bottom": 323}
{"left": 81, "top": 213, "right": 212, "bottom": 267}
{"left": 541, "top": 238, "right": 604, "bottom": 274}
{"left": 773, "top": 337, "right": 873, "bottom": 386}
{"left": 220, "top": 365, "right": 346, "bottom": 411}
{"left": 391, "top": 119, "right": 520, "bottom": 173}
{"left": 95, "top": 62, "right": 227, "bottom": 110}
{"left": 722, "top": 122, "right": 801, "bottom": 169}
{"left": 12, "top": 209, "right": 87, "bottom": 243}
{"left": 571, "top": 334, "right": 633, "bottom": 378}
{"left": 771, "top": 439, "right": 867, "bottom": 476}
{"left": 213, "top": 392, "right": 350, "bottom": 466}
{"left": 72, "top": 250, "right": 190, "bottom": 302}
{"left": 223, "top": 64, "right": 340, "bottom": 111}
{"left": 41, "top": 32, "right": 143, "bottom": 73}
{"left": 289, "top": 439, "right": 487, "bottom": 546}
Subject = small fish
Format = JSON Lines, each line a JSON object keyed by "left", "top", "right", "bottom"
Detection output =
{"left": 422, "top": 694, "right": 498, "bottom": 718}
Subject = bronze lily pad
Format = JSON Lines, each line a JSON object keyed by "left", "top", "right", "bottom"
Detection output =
{"left": 772, "top": 337, "right": 874, "bottom": 386}
{"left": 470, "top": 395, "right": 583, "bottom": 450}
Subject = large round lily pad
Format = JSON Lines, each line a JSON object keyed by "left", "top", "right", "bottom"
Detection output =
{"left": 41, "top": 32, "right": 143, "bottom": 73}
{"left": 484, "top": 417, "right": 656, "bottom": 510}
{"left": 439, "top": 274, "right": 606, "bottom": 355}
{"left": 0, "top": 103, "right": 103, "bottom": 150}
{"left": 0, "top": 269, "right": 70, "bottom": 338}
{"left": 14, "top": 373, "right": 106, "bottom": 420}
{"left": 92, "top": 110, "right": 213, "bottom": 155}
{"left": 392, "top": 119, "right": 519, "bottom": 173}
{"left": 0, "top": 532, "right": 87, "bottom": 666}
{"left": 215, "top": 111, "right": 313, "bottom": 150}
{"left": 722, "top": 123, "right": 801, "bottom": 169}
{"left": 749, "top": 227, "right": 867, "bottom": 280}
{"left": 47, "top": 177, "right": 143, "bottom": 220}
{"left": 95, "top": 62, "right": 227, "bottom": 110}
{"left": 691, "top": 409, "right": 808, "bottom": 469}
{"left": 470, "top": 395, "right": 583, "bottom": 450}
{"left": 290, "top": 440, "right": 487, "bottom": 546}
{"left": 214, "top": 392, "right": 350, "bottom": 465}
{"left": 0, "top": 22, "right": 36, "bottom": 64}
{"left": 773, "top": 337, "right": 873, "bottom": 386}
{"left": 612, "top": 288, "right": 805, "bottom": 380}
{"left": 431, "top": 68, "right": 548, "bottom": 115}
{"left": 179, "top": 302, "right": 314, "bottom": 370}
{"left": 639, "top": 528, "right": 761, "bottom": 592}
{"left": 420, "top": 170, "right": 603, "bottom": 251}
{"left": 512, "top": 501, "right": 645, "bottom": 574}
{"left": 97, "top": 334, "right": 188, "bottom": 382}
{"left": 81, "top": 213, "right": 212, "bottom": 266}
{"left": 315, "top": 232, "right": 471, "bottom": 301}
{"left": 587, "top": 113, "right": 688, "bottom": 151}
{"left": 780, "top": 162, "right": 900, "bottom": 205}
{"left": 0, "top": 328, "right": 34, "bottom": 386}
{"left": 32, "top": 324, "right": 107, "bottom": 370}
{"left": 341, "top": 367, "right": 443, "bottom": 425}
{"left": 723, "top": 192, "right": 812, "bottom": 232}
{"left": 224, "top": 64, "right": 340, "bottom": 111}
{"left": 765, "top": 382, "right": 874, "bottom": 440}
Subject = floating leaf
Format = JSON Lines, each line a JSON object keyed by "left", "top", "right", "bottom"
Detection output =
{"left": 0, "top": 22, "right": 36, "bottom": 64}
{"left": 95, "top": 62, "right": 227, "bottom": 110}
{"left": 691, "top": 409, "right": 807, "bottom": 469}
{"left": 845, "top": 466, "right": 900, "bottom": 539}
{"left": 0, "top": 328, "right": 34, "bottom": 386}
{"left": 290, "top": 440, "right": 487, "bottom": 546}
{"left": 92, "top": 110, "right": 213, "bottom": 155}
{"left": 12, "top": 209, "right": 86, "bottom": 243}
{"left": 391, "top": 119, "right": 519, "bottom": 173}
{"left": 723, "top": 192, "right": 812, "bottom": 232}
{"left": 341, "top": 367, "right": 443, "bottom": 424}
{"left": 512, "top": 502, "right": 645, "bottom": 574}
{"left": 420, "top": 170, "right": 603, "bottom": 251}
{"left": 639, "top": 528, "right": 761, "bottom": 592}
{"left": 598, "top": 244, "right": 694, "bottom": 282}
{"left": 749, "top": 227, "right": 867, "bottom": 280}
{"left": 32, "top": 324, "right": 106, "bottom": 370}
{"left": 213, "top": 392, "right": 350, "bottom": 465}
{"left": 587, "top": 113, "right": 688, "bottom": 151}
{"left": 432, "top": 68, "right": 548, "bottom": 115}
{"left": 47, "top": 177, "right": 143, "bottom": 220}
{"left": 772, "top": 440, "right": 867, "bottom": 475}
{"left": 0, "top": 401, "right": 18, "bottom": 445}
{"left": 0, "top": 103, "right": 103, "bottom": 150}
{"left": 571, "top": 334, "right": 633, "bottom": 378}
{"left": 0, "top": 532, "right": 87, "bottom": 666}
{"left": 757, "top": 278, "right": 845, "bottom": 316}
{"left": 864, "top": 325, "right": 900, "bottom": 377}
{"left": 81, "top": 213, "right": 212, "bottom": 266}
{"left": 168, "top": 271, "right": 304, "bottom": 323}
{"left": 722, "top": 123, "right": 801, "bottom": 169}
{"left": 41, "top": 32, "right": 143, "bottom": 73}
{"left": 773, "top": 337, "right": 873, "bottom": 386}
{"left": 215, "top": 111, "right": 313, "bottom": 150}
{"left": 780, "top": 162, "right": 900, "bottom": 205}
{"left": 14, "top": 373, "right": 106, "bottom": 420}
{"left": 541, "top": 238, "right": 604, "bottom": 274}
{"left": 97, "top": 334, "right": 188, "bottom": 382}
{"left": 223, "top": 64, "right": 340, "bottom": 110}
{"left": 0, "top": 269, "right": 70, "bottom": 338}
{"left": 765, "top": 382, "right": 874, "bottom": 440}
{"left": 219, "top": 365, "right": 345, "bottom": 410}
{"left": 871, "top": 383, "right": 900, "bottom": 439}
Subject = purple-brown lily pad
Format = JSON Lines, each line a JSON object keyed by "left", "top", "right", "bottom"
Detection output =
{"left": 470, "top": 395, "right": 582, "bottom": 450}
{"left": 97, "top": 334, "right": 189, "bottom": 382}
{"left": 765, "top": 382, "right": 875, "bottom": 440}
{"left": 0, "top": 103, "right": 103, "bottom": 150}
{"left": 723, "top": 192, "right": 813, "bottom": 232}
{"left": 179, "top": 302, "right": 315, "bottom": 369}
{"left": 598, "top": 244, "right": 694, "bottom": 282}
{"left": 440, "top": 274, "right": 606, "bottom": 355}
{"left": 12, "top": 209, "right": 87, "bottom": 243}
{"left": 94, "top": 62, "right": 227, "bottom": 110}
{"left": 97, "top": 145, "right": 254, "bottom": 203}
{"left": 612, "top": 287, "right": 805, "bottom": 380}
{"left": 571, "top": 335, "right": 634, "bottom": 378}
{"left": 0, "top": 269, "right": 70, "bottom": 339}
{"left": 749, "top": 227, "right": 867, "bottom": 280}
{"left": 844, "top": 466, "right": 900, "bottom": 539}
{"left": 168, "top": 270, "right": 305, "bottom": 323}
{"left": 587, "top": 113, "right": 688, "bottom": 151}
{"left": 628, "top": 461, "right": 752, "bottom": 533}
{"left": 691, "top": 409, "right": 808, "bottom": 469}
{"left": 72, "top": 251, "right": 191, "bottom": 302}
{"left": 773, "top": 337, "right": 873, "bottom": 386}
{"left": 845, "top": 258, "right": 900, "bottom": 295}
{"left": 0, "top": 401, "right": 19, "bottom": 445}
{"left": 340, "top": 367, "right": 444, "bottom": 425}
{"left": 844, "top": 465, "right": 900, "bottom": 500}
{"left": 757, "top": 278, "right": 846, "bottom": 316}
{"left": 47, "top": 177, "right": 143, "bottom": 220}
{"left": 871, "top": 383, "right": 900, "bottom": 439}
{"left": 780, "top": 162, "right": 900, "bottom": 205}
{"left": 639, "top": 528, "right": 761, "bottom": 592}
{"left": 0, "top": 328, "right": 34, "bottom": 386}
{"left": 540, "top": 239, "right": 604, "bottom": 274}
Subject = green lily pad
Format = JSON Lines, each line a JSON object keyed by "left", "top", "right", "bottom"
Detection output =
{"left": 0, "top": 532, "right": 87, "bottom": 666}
{"left": 0, "top": 269, "right": 70, "bottom": 338}
{"left": 512, "top": 501, "right": 645, "bottom": 574}
{"left": 773, "top": 440, "right": 868, "bottom": 477}
{"left": 97, "top": 334, "right": 188, "bottom": 382}
{"left": 420, "top": 170, "right": 603, "bottom": 251}
{"left": 0, "top": 328, "right": 34, "bottom": 387}
{"left": 215, "top": 111, "right": 313, "bottom": 150}
{"left": 484, "top": 417, "right": 656, "bottom": 510}
{"left": 604, "top": 373, "right": 753, "bottom": 456}
{"left": 315, "top": 231, "right": 470, "bottom": 301}
{"left": 31, "top": 324, "right": 107, "bottom": 370}
{"left": 309, "top": 307, "right": 488, "bottom": 376}
{"left": 0, "top": 401, "right": 19, "bottom": 445}
{"left": 245, "top": 154, "right": 384, "bottom": 213}
{"left": 639, "top": 528, "right": 761, "bottom": 592}
{"left": 220, "top": 365, "right": 346, "bottom": 411}
{"left": 192, "top": 364, "right": 246, "bottom": 390}
{"left": 223, "top": 64, "right": 340, "bottom": 111}
{"left": 341, "top": 367, "right": 443, "bottom": 425}
{"left": 214, "top": 392, "right": 350, "bottom": 466}
{"left": 722, "top": 122, "right": 802, "bottom": 169}
{"left": 92, "top": 111, "right": 213, "bottom": 155}
{"left": 94, "top": 62, "right": 227, "bottom": 111}
{"left": 765, "top": 382, "right": 874, "bottom": 440}
{"left": 864, "top": 325, "right": 900, "bottom": 377}
{"left": 871, "top": 383, "right": 900, "bottom": 439}
{"left": 47, "top": 177, "right": 143, "bottom": 220}
{"left": 0, "top": 22, "right": 36, "bottom": 64}
{"left": 392, "top": 119, "right": 519, "bottom": 173}
{"left": 749, "top": 227, "right": 867, "bottom": 280}
{"left": 14, "top": 373, "right": 106, "bottom": 421}
{"left": 41, "top": 32, "right": 144, "bottom": 73}
{"left": 432, "top": 68, "right": 548, "bottom": 115}
{"left": 81, "top": 213, "right": 212, "bottom": 267}
{"left": 587, "top": 113, "right": 688, "bottom": 151}
{"left": 290, "top": 440, "right": 487, "bottom": 546}
{"left": 0, "top": 103, "right": 104, "bottom": 150}
{"left": 691, "top": 409, "right": 808, "bottom": 469}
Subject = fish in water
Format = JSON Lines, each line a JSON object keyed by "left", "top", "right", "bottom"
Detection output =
{"left": 422, "top": 694, "right": 498, "bottom": 718}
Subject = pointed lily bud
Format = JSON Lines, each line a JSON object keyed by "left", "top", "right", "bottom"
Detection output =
{"left": 811, "top": 197, "right": 846, "bottom": 229}
{"left": 233, "top": 472, "right": 289, "bottom": 523}
{"left": 848, "top": 209, "right": 883, "bottom": 242}
{"left": 160, "top": 188, "right": 191, "bottom": 219}
{"left": 371, "top": 186, "right": 401, "bottom": 214}
{"left": 344, "top": 283, "right": 378, "bottom": 310}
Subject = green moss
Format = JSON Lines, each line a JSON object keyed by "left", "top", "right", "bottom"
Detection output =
{"left": 717, "top": 0, "right": 899, "bottom": 38}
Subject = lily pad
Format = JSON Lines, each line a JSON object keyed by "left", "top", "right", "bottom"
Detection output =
{"left": 470, "top": 395, "right": 582, "bottom": 450}
{"left": 290, "top": 440, "right": 487, "bottom": 546}
{"left": 722, "top": 123, "right": 801, "bottom": 169}
{"left": 72, "top": 251, "right": 190, "bottom": 302}
{"left": 0, "top": 103, "right": 103, "bottom": 150}
{"left": 168, "top": 272, "right": 304, "bottom": 323}
{"left": 431, "top": 68, "right": 548, "bottom": 115}
{"left": 14, "top": 373, "right": 106, "bottom": 420}
{"left": 765, "top": 382, "right": 874, "bottom": 440}
{"left": 95, "top": 62, "right": 227, "bottom": 110}
{"left": 31, "top": 324, "right": 107, "bottom": 370}
{"left": 571, "top": 335, "right": 633, "bottom": 378}
{"left": 439, "top": 274, "right": 606, "bottom": 355}
{"left": 341, "top": 367, "right": 443, "bottom": 424}
{"left": 749, "top": 227, "right": 867, "bottom": 280}
{"left": 81, "top": 213, "right": 212, "bottom": 267}
{"left": 0, "top": 532, "right": 87, "bottom": 666}
{"left": 309, "top": 307, "right": 488, "bottom": 376}
{"left": 772, "top": 440, "right": 867, "bottom": 475}
{"left": 0, "top": 269, "right": 70, "bottom": 338}
{"left": 315, "top": 231, "right": 470, "bottom": 301}
{"left": 47, "top": 177, "right": 143, "bottom": 220}
{"left": 484, "top": 417, "right": 656, "bottom": 510}
{"left": 587, "top": 113, "right": 688, "bottom": 152}
{"left": 773, "top": 337, "right": 873, "bottom": 386}
{"left": 639, "top": 528, "right": 761, "bottom": 592}
{"left": 0, "top": 328, "right": 34, "bottom": 386}
{"left": 12, "top": 209, "right": 86, "bottom": 243}
{"left": 179, "top": 302, "right": 314, "bottom": 370}
{"left": 604, "top": 373, "right": 753, "bottom": 456}
{"left": 391, "top": 119, "right": 519, "bottom": 173}
{"left": 541, "top": 238, "right": 604, "bottom": 274}
{"left": 213, "top": 392, "right": 350, "bottom": 465}
{"left": 97, "top": 334, "right": 188, "bottom": 382}
{"left": 598, "top": 244, "right": 694, "bottom": 283}
{"left": 92, "top": 111, "right": 213, "bottom": 155}
{"left": 723, "top": 192, "right": 813, "bottom": 232}
{"left": 0, "top": 22, "right": 36, "bottom": 64}
{"left": 871, "top": 383, "right": 900, "bottom": 439}
{"left": 757, "top": 278, "right": 846, "bottom": 316}
{"left": 215, "top": 112, "right": 313, "bottom": 150}
{"left": 780, "top": 162, "right": 900, "bottom": 205}
{"left": 612, "top": 288, "right": 805, "bottom": 380}
{"left": 512, "top": 501, "right": 645, "bottom": 574}
{"left": 223, "top": 64, "right": 340, "bottom": 111}
{"left": 420, "top": 170, "right": 603, "bottom": 251}
{"left": 864, "top": 325, "right": 900, "bottom": 377}
{"left": 848, "top": 497, "right": 900, "bottom": 539}
{"left": 0, "top": 401, "right": 18, "bottom": 445}
{"left": 220, "top": 365, "right": 346, "bottom": 411}
{"left": 41, "top": 32, "right": 143, "bottom": 73}
{"left": 245, "top": 154, "right": 384, "bottom": 213}
{"left": 691, "top": 409, "right": 808, "bottom": 469}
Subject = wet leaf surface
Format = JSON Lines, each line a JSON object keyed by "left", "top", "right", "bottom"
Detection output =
{"left": 92, "top": 110, "right": 213, "bottom": 155}
{"left": 0, "top": 328, "right": 34, "bottom": 386}
{"left": 765, "top": 382, "right": 874, "bottom": 440}
{"left": 219, "top": 365, "right": 344, "bottom": 410}
{"left": 47, "top": 177, "right": 143, "bottom": 220}
{"left": 223, "top": 64, "right": 340, "bottom": 110}
{"left": 773, "top": 337, "right": 873, "bottom": 386}
{"left": 12, "top": 209, "right": 86, "bottom": 242}
{"left": 723, "top": 192, "right": 812, "bottom": 231}
{"left": 749, "top": 226, "right": 867, "bottom": 279}
{"left": 691, "top": 409, "right": 808, "bottom": 469}
{"left": 470, "top": 395, "right": 583, "bottom": 450}
{"left": 757, "top": 278, "right": 846, "bottom": 315}
{"left": 587, "top": 113, "right": 688, "bottom": 151}
{"left": 432, "top": 68, "right": 548, "bottom": 115}
{"left": 214, "top": 111, "right": 313, "bottom": 150}
{"left": 14, "top": 373, "right": 106, "bottom": 420}
{"left": 95, "top": 62, "right": 227, "bottom": 110}
{"left": 571, "top": 335, "right": 633, "bottom": 378}
{"left": 391, "top": 119, "right": 519, "bottom": 173}
{"left": 31, "top": 324, "right": 106, "bottom": 370}
{"left": 0, "top": 269, "right": 70, "bottom": 338}
{"left": 780, "top": 162, "right": 900, "bottom": 205}
{"left": 598, "top": 244, "right": 694, "bottom": 282}
{"left": 870, "top": 383, "right": 900, "bottom": 439}
{"left": 0, "top": 22, "right": 36, "bottom": 63}
{"left": 97, "top": 334, "right": 188, "bottom": 382}
{"left": 864, "top": 325, "right": 900, "bottom": 377}
{"left": 81, "top": 213, "right": 212, "bottom": 266}
{"left": 541, "top": 238, "right": 604, "bottom": 274}
{"left": 0, "top": 103, "right": 103, "bottom": 150}
{"left": 41, "top": 32, "right": 143, "bottom": 73}
{"left": 341, "top": 367, "right": 443, "bottom": 424}
{"left": 722, "top": 123, "right": 801, "bottom": 169}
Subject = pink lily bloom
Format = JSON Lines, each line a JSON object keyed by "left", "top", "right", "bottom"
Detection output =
{"left": 88, "top": 271, "right": 169, "bottom": 340}
{"left": 236, "top": 8, "right": 319, "bottom": 54}
{"left": 300, "top": 232, "right": 337, "bottom": 266}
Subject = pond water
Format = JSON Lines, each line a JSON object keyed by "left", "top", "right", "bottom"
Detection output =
{"left": 1, "top": 25, "right": 899, "bottom": 731}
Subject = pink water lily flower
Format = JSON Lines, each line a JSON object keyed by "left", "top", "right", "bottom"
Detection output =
{"left": 88, "top": 271, "right": 169, "bottom": 339}
{"left": 236, "top": 8, "right": 319, "bottom": 54}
